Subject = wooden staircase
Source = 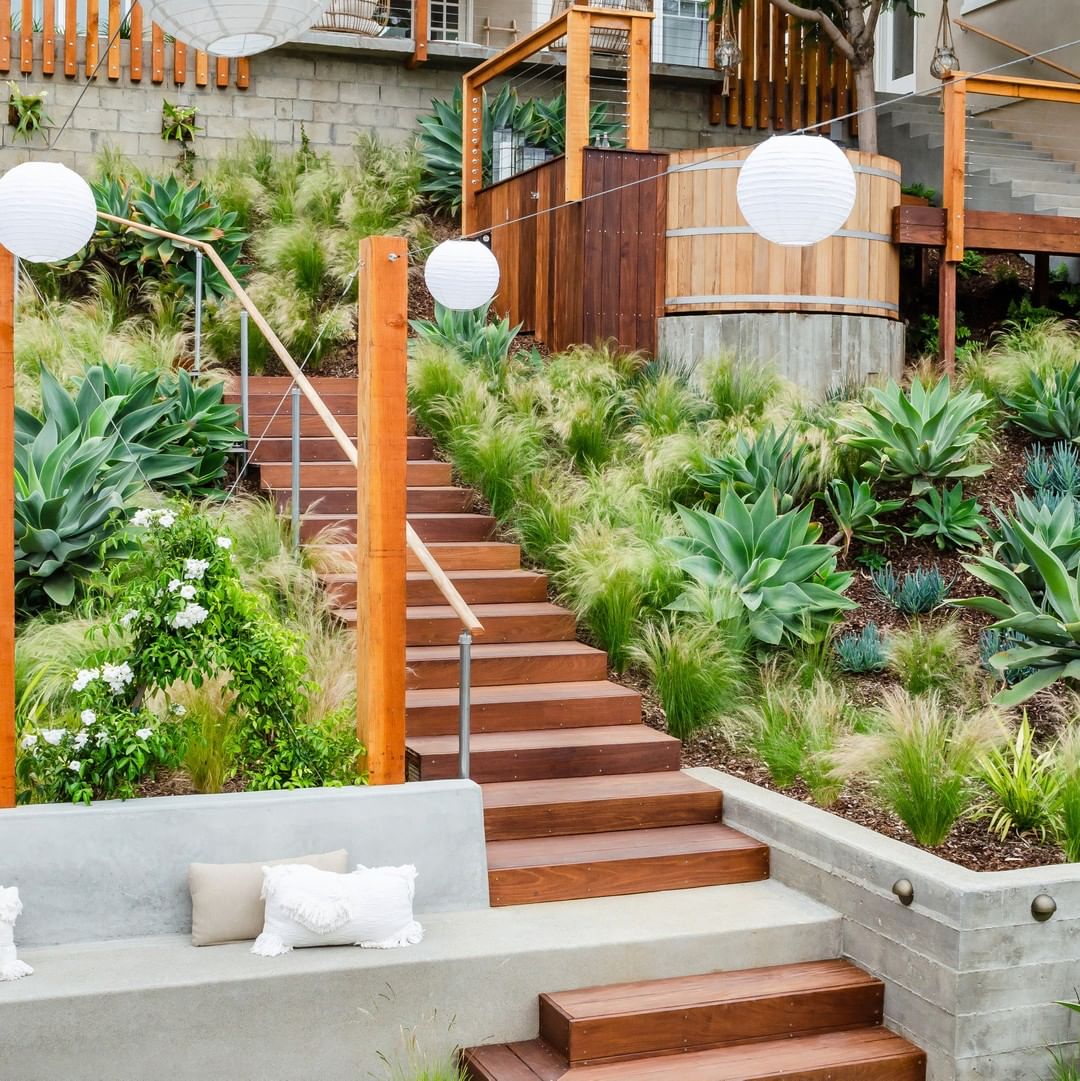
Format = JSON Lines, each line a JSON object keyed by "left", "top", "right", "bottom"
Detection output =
{"left": 236, "top": 377, "right": 769, "bottom": 906}
{"left": 463, "top": 960, "right": 927, "bottom": 1080}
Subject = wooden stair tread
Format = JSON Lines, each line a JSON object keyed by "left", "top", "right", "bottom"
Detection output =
{"left": 486, "top": 824, "right": 763, "bottom": 870}
{"left": 407, "top": 602, "right": 572, "bottom": 620}
{"left": 481, "top": 771, "right": 719, "bottom": 810}
{"left": 409, "top": 681, "right": 636, "bottom": 710}
{"left": 543, "top": 960, "right": 878, "bottom": 1019}
{"left": 408, "top": 641, "right": 604, "bottom": 662}
{"left": 408, "top": 725, "right": 677, "bottom": 757}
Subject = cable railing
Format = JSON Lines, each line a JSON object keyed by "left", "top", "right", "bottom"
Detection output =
{"left": 96, "top": 211, "right": 484, "bottom": 783}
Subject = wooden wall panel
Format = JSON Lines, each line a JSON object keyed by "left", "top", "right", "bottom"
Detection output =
{"left": 64, "top": 0, "right": 77, "bottom": 75}
{"left": 0, "top": 0, "right": 11, "bottom": 73}
{"left": 42, "top": 0, "right": 55, "bottom": 74}
{"left": 19, "top": 0, "right": 32, "bottom": 73}
{"left": 129, "top": 2, "right": 143, "bottom": 80}
{"left": 85, "top": 0, "right": 99, "bottom": 75}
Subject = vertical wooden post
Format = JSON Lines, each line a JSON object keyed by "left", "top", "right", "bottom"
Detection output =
{"left": 461, "top": 72, "right": 483, "bottom": 235}
{"left": 0, "top": 245, "right": 15, "bottom": 810}
{"left": 42, "top": 0, "right": 56, "bottom": 75}
{"left": 1034, "top": 253, "right": 1051, "bottom": 308}
{"left": 129, "top": 2, "right": 143, "bottom": 81}
{"left": 626, "top": 13, "right": 651, "bottom": 150}
{"left": 356, "top": 236, "right": 409, "bottom": 787}
{"left": 106, "top": 0, "right": 120, "bottom": 79}
{"left": 150, "top": 21, "right": 164, "bottom": 83}
{"left": 64, "top": 0, "right": 77, "bottom": 76}
{"left": 19, "top": 0, "right": 32, "bottom": 73}
{"left": 938, "top": 257, "right": 957, "bottom": 375}
{"left": 0, "top": 0, "right": 10, "bottom": 74}
{"left": 940, "top": 75, "right": 968, "bottom": 371}
{"left": 85, "top": 0, "right": 99, "bottom": 76}
{"left": 564, "top": 7, "right": 591, "bottom": 204}
{"left": 408, "top": 0, "right": 428, "bottom": 67}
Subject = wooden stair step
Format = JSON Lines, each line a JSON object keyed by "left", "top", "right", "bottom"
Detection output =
{"left": 272, "top": 486, "right": 475, "bottom": 515}
{"left": 228, "top": 376, "right": 359, "bottom": 392}
{"left": 485, "top": 824, "right": 769, "bottom": 906}
{"left": 301, "top": 513, "right": 497, "bottom": 544}
{"left": 406, "top": 641, "right": 609, "bottom": 689}
{"left": 249, "top": 435, "right": 433, "bottom": 463}
{"left": 464, "top": 1029, "right": 925, "bottom": 1080}
{"left": 404, "top": 602, "right": 576, "bottom": 647}
{"left": 258, "top": 460, "right": 451, "bottom": 487}
{"left": 540, "top": 960, "right": 884, "bottom": 1065}
{"left": 246, "top": 413, "right": 362, "bottom": 438}
{"left": 321, "top": 569, "right": 548, "bottom": 607}
{"left": 227, "top": 397, "right": 373, "bottom": 420}
{"left": 314, "top": 542, "right": 521, "bottom": 572}
{"left": 407, "top": 725, "right": 681, "bottom": 783}
{"left": 482, "top": 772, "right": 722, "bottom": 841}
{"left": 407, "top": 681, "right": 641, "bottom": 737}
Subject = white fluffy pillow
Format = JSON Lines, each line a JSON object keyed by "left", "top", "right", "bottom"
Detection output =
{"left": 252, "top": 863, "right": 423, "bottom": 957}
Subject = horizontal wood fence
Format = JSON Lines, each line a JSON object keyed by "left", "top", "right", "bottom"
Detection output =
{"left": 708, "top": 0, "right": 855, "bottom": 135}
{"left": 0, "top": 0, "right": 250, "bottom": 87}
{"left": 473, "top": 148, "right": 667, "bottom": 355}
{"left": 666, "top": 146, "right": 900, "bottom": 319}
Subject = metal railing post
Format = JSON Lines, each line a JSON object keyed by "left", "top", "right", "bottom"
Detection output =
{"left": 193, "top": 249, "right": 203, "bottom": 375}
{"left": 239, "top": 309, "right": 250, "bottom": 440}
{"left": 290, "top": 385, "right": 301, "bottom": 551}
{"left": 458, "top": 630, "right": 472, "bottom": 780}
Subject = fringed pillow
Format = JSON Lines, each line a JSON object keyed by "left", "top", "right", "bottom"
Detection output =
{"left": 252, "top": 863, "right": 423, "bottom": 957}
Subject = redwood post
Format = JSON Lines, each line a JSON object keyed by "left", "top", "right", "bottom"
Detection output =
{"left": 1, "top": 244, "right": 15, "bottom": 808}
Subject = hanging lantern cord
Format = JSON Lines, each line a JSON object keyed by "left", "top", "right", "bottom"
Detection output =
{"left": 715, "top": 0, "right": 742, "bottom": 97}
{"left": 931, "top": 0, "right": 960, "bottom": 85}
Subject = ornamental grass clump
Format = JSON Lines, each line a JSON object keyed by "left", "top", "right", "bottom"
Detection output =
{"left": 696, "top": 354, "right": 781, "bottom": 422}
{"left": 631, "top": 617, "right": 750, "bottom": 740}
{"left": 1052, "top": 724, "right": 1080, "bottom": 862}
{"left": 833, "top": 689, "right": 1006, "bottom": 847}
{"left": 838, "top": 376, "right": 990, "bottom": 495}
{"left": 888, "top": 619, "right": 975, "bottom": 699}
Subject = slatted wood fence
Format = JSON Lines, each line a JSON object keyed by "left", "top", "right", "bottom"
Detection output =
{"left": 473, "top": 148, "right": 668, "bottom": 355}
{"left": 0, "top": 0, "right": 250, "bottom": 87}
{"left": 708, "top": 0, "right": 855, "bottom": 135}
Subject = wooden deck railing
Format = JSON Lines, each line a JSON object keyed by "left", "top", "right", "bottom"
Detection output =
{"left": 0, "top": 0, "right": 250, "bottom": 87}
{"left": 707, "top": 0, "right": 855, "bottom": 135}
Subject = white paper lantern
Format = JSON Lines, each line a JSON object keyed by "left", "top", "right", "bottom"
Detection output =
{"left": 0, "top": 162, "right": 96, "bottom": 264}
{"left": 736, "top": 135, "right": 857, "bottom": 248}
{"left": 424, "top": 240, "right": 500, "bottom": 312}
{"left": 136, "top": 0, "right": 332, "bottom": 57}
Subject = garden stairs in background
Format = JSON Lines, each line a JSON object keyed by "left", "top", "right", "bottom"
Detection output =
{"left": 235, "top": 376, "right": 770, "bottom": 907}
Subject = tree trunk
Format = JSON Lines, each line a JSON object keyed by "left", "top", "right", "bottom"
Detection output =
{"left": 853, "top": 61, "right": 879, "bottom": 154}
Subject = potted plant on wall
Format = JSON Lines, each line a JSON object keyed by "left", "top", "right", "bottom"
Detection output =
{"left": 7, "top": 82, "right": 52, "bottom": 144}
{"left": 162, "top": 99, "right": 199, "bottom": 175}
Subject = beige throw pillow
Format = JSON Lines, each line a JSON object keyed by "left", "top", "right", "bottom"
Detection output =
{"left": 189, "top": 849, "right": 348, "bottom": 946}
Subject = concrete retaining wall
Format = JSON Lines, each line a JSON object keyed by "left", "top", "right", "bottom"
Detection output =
{"left": 658, "top": 312, "right": 906, "bottom": 400}
{"left": 0, "top": 780, "right": 489, "bottom": 947}
{"left": 690, "top": 768, "right": 1080, "bottom": 1081}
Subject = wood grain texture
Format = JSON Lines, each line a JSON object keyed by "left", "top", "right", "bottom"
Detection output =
{"left": 236, "top": 56, "right": 249, "bottom": 88}
{"left": 19, "top": 0, "right": 31, "bottom": 71}
{"left": 0, "top": 0, "right": 11, "bottom": 73}
{"left": 355, "top": 236, "right": 409, "bottom": 785}
{"left": 194, "top": 48, "right": 208, "bottom": 86}
{"left": 128, "top": 2, "right": 142, "bottom": 80}
{"left": 150, "top": 21, "right": 163, "bottom": 82}
{"left": 106, "top": 0, "right": 120, "bottom": 79}
{"left": 942, "top": 77, "right": 968, "bottom": 263}
{"left": 405, "top": 602, "right": 575, "bottom": 647}
{"left": 406, "top": 640, "right": 609, "bottom": 690}
{"left": 41, "top": 0, "right": 55, "bottom": 74}
{"left": 173, "top": 39, "right": 186, "bottom": 85}
{"left": 85, "top": 0, "right": 99, "bottom": 74}
{"left": 0, "top": 247, "right": 14, "bottom": 808}
{"left": 64, "top": 0, "right": 76, "bottom": 75}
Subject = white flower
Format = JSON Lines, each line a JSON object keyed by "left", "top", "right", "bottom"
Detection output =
{"left": 102, "top": 662, "right": 134, "bottom": 696}
{"left": 132, "top": 509, "right": 153, "bottom": 528}
{"left": 215, "top": 536, "right": 232, "bottom": 550}
{"left": 183, "top": 558, "right": 210, "bottom": 581}
{"left": 120, "top": 609, "right": 139, "bottom": 628}
{"left": 171, "top": 703, "right": 187, "bottom": 717}
{"left": 41, "top": 729, "right": 66, "bottom": 747}
{"left": 170, "top": 602, "right": 209, "bottom": 630}
{"left": 179, "top": 584, "right": 197, "bottom": 601}
{"left": 167, "top": 579, "right": 182, "bottom": 594}
{"left": 72, "top": 667, "right": 100, "bottom": 692}
{"left": 73, "top": 732, "right": 88, "bottom": 750}
{"left": 95, "top": 730, "right": 109, "bottom": 746}
{"left": 20, "top": 735, "right": 37, "bottom": 750}
{"left": 80, "top": 709, "right": 96, "bottom": 727}
{"left": 68, "top": 760, "right": 81, "bottom": 773}
{"left": 136, "top": 728, "right": 153, "bottom": 741}
{"left": 156, "top": 510, "right": 176, "bottom": 528}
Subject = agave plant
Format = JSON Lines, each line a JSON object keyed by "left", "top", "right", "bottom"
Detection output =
{"left": 838, "top": 377, "right": 990, "bottom": 495}
{"left": 1004, "top": 364, "right": 1080, "bottom": 442}
{"left": 409, "top": 303, "right": 520, "bottom": 383}
{"left": 910, "top": 482, "right": 988, "bottom": 550}
{"left": 15, "top": 424, "right": 140, "bottom": 608}
{"left": 991, "top": 492, "right": 1080, "bottom": 597}
{"left": 955, "top": 521, "right": 1080, "bottom": 705}
{"left": 823, "top": 477, "right": 906, "bottom": 555}
{"left": 694, "top": 426, "right": 817, "bottom": 511}
{"left": 665, "top": 487, "right": 856, "bottom": 646}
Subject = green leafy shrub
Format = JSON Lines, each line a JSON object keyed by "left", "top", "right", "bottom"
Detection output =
{"left": 838, "top": 377, "right": 990, "bottom": 495}
{"left": 975, "top": 713, "right": 1058, "bottom": 841}
{"left": 631, "top": 617, "right": 749, "bottom": 739}
{"left": 666, "top": 488, "right": 856, "bottom": 646}
{"left": 888, "top": 619, "right": 973, "bottom": 698}
{"left": 1004, "top": 364, "right": 1080, "bottom": 442}
{"left": 693, "top": 425, "right": 817, "bottom": 511}
{"left": 823, "top": 478, "right": 905, "bottom": 555}
{"left": 835, "top": 623, "right": 888, "bottom": 674}
{"left": 834, "top": 689, "right": 1005, "bottom": 847}
{"left": 872, "top": 563, "right": 952, "bottom": 614}
{"left": 410, "top": 303, "right": 520, "bottom": 381}
{"left": 1053, "top": 725, "right": 1080, "bottom": 862}
{"left": 910, "top": 482, "right": 988, "bottom": 550}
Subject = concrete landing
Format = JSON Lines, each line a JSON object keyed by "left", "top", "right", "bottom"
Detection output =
{"left": 0, "top": 882, "right": 840, "bottom": 1081}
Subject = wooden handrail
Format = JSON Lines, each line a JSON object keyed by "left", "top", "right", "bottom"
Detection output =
{"left": 953, "top": 18, "right": 1080, "bottom": 83}
{"left": 96, "top": 211, "right": 484, "bottom": 637}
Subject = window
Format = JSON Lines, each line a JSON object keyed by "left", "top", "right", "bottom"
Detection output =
{"left": 655, "top": 0, "right": 711, "bottom": 68}
{"left": 430, "top": 0, "right": 463, "bottom": 41}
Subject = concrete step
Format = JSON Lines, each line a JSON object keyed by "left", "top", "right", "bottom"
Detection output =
{"left": 1034, "top": 193, "right": 1080, "bottom": 212}
{"left": 992, "top": 176, "right": 1080, "bottom": 196}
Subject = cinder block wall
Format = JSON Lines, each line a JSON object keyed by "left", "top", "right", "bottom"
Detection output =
{"left": 0, "top": 36, "right": 743, "bottom": 174}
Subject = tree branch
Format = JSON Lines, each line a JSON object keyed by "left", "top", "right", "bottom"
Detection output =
{"left": 861, "top": 0, "right": 885, "bottom": 50}
{"left": 764, "top": 0, "right": 856, "bottom": 60}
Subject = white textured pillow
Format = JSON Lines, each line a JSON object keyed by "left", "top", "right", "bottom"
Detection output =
{"left": 252, "top": 863, "right": 424, "bottom": 957}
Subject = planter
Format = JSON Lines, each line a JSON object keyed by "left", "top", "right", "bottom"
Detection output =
{"left": 689, "top": 767, "right": 1080, "bottom": 1081}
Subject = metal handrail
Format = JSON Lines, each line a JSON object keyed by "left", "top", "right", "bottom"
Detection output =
{"left": 953, "top": 18, "right": 1080, "bottom": 83}
{"left": 97, "top": 212, "right": 482, "bottom": 780}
